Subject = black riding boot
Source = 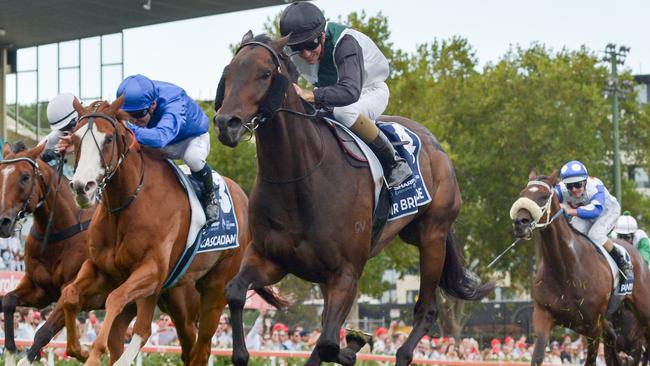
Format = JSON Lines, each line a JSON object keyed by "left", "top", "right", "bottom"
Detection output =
{"left": 368, "top": 131, "right": 413, "bottom": 188}
{"left": 609, "top": 245, "right": 634, "bottom": 280}
{"left": 192, "top": 164, "right": 219, "bottom": 223}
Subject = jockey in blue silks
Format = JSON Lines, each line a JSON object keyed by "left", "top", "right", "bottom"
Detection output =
{"left": 116, "top": 74, "right": 218, "bottom": 222}
{"left": 556, "top": 160, "right": 631, "bottom": 279}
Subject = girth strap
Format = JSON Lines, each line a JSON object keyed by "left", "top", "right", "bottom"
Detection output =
{"left": 29, "top": 220, "right": 91, "bottom": 243}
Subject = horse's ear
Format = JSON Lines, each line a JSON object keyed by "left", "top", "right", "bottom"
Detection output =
{"left": 28, "top": 143, "right": 45, "bottom": 160}
{"left": 2, "top": 142, "right": 12, "bottom": 158}
{"left": 11, "top": 141, "right": 28, "bottom": 154}
{"left": 548, "top": 170, "right": 559, "bottom": 185}
{"left": 241, "top": 30, "right": 254, "bottom": 44}
{"left": 108, "top": 95, "right": 125, "bottom": 116}
{"left": 272, "top": 35, "right": 289, "bottom": 53}
{"left": 528, "top": 169, "right": 537, "bottom": 181}
{"left": 72, "top": 97, "right": 85, "bottom": 116}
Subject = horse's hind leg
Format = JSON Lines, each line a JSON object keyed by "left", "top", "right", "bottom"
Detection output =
{"left": 531, "top": 304, "right": 553, "bottom": 366}
{"left": 227, "top": 245, "right": 286, "bottom": 366}
{"left": 395, "top": 223, "right": 447, "bottom": 366}
{"left": 161, "top": 285, "right": 199, "bottom": 365}
{"left": 191, "top": 252, "right": 240, "bottom": 366}
{"left": 603, "top": 320, "right": 623, "bottom": 366}
{"left": 584, "top": 336, "right": 600, "bottom": 366}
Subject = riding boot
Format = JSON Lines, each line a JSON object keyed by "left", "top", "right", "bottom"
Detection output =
{"left": 351, "top": 114, "right": 412, "bottom": 188}
{"left": 191, "top": 164, "right": 219, "bottom": 223}
{"left": 608, "top": 243, "right": 634, "bottom": 280}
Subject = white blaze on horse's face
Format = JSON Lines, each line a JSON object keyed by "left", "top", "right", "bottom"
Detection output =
{"left": 71, "top": 122, "right": 107, "bottom": 205}
{"left": 0, "top": 165, "right": 16, "bottom": 211}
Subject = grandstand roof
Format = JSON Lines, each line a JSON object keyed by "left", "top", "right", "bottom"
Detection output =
{"left": 0, "top": 0, "right": 286, "bottom": 49}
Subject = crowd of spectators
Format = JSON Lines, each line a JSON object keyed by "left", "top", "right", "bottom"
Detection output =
{"left": 0, "top": 308, "right": 610, "bottom": 365}
{"left": 0, "top": 232, "right": 24, "bottom": 271}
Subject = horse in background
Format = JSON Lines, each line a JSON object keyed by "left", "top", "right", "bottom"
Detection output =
{"left": 214, "top": 32, "right": 493, "bottom": 366}
{"left": 62, "top": 98, "right": 285, "bottom": 366}
{"left": 511, "top": 171, "right": 650, "bottom": 365}
{"left": 0, "top": 142, "right": 203, "bottom": 366}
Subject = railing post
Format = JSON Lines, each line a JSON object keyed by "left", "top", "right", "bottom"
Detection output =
{"left": 48, "top": 348, "right": 55, "bottom": 366}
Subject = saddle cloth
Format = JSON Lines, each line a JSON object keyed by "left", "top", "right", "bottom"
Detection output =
{"left": 590, "top": 242, "right": 633, "bottom": 295}
{"left": 324, "top": 117, "right": 432, "bottom": 221}
{"left": 162, "top": 161, "right": 240, "bottom": 288}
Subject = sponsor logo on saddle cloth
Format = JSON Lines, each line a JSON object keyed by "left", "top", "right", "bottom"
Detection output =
{"left": 162, "top": 163, "right": 239, "bottom": 289}
{"left": 377, "top": 123, "right": 432, "bottom": 221}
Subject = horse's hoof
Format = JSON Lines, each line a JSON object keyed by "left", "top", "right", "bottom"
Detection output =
{"left": 345, "top": 328, "right": 373, "bottom": 352}
{"left": 337, "top": 348, "right": 357, "bottom": 366}
{"left": 316, "top": 340, "right": 340, "bottom": 362}
{"left": 16, "top": 358, "right": 31, "bottom": 366}
{"left": 5, "top": 351, "right": 17, "bottom": 366}
{"left": 232, "top": 350, "right": 250, "bottom": 366}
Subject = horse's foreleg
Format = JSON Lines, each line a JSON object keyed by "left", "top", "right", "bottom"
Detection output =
{"left": 113, "top": 295, "right": 157, "bottom": 366}
{"left": 603, "top": 320, "right": 623, "bottom": 366}
{"left": 396, "top": 226, "right": 447, "bottom": 366}
{"left": 531, "top": 304, "right": 553, "bottom": 366}
{"left": 61, "top": 260, "right": 109, "bottom": 363}
{"left": 316, "top": 269, "right": 359, "bottom": 366}
{"left": 106, "top": 304, "right": 137, "bottom": 365}
{"left": 227, "top": 244, "right": 285, "bottom": 366}
{"left": 88, "top": 261, "right": 161, "bottom": 366}
{"left": 3, "top": 276, "right": 45, "bottom": 358}
{"left": 162, "top": 285, "right": 199, "bottom": 365}
{"left": 584, "top": 336, "right": 600, "bottom": 366}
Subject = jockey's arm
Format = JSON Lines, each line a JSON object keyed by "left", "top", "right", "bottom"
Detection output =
{"left": 130, "top": 112, "right": 181, "bottom": 148}
{"left": 313, "top": 35, "right": 364, "bottom": 108}
{"left": 576, "top": 186, "right": 605, "bottom": 219}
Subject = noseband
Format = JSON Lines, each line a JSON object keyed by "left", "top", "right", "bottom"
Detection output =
{"left": 76, "top": 111, "right": 144, "bottom": 214}
{"left": 510, "top": 180, "right": 565, "bottom": 232}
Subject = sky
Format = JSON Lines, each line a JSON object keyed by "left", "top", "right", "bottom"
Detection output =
{"left": 7, "top": 0, "right": 649, "bottom": 104}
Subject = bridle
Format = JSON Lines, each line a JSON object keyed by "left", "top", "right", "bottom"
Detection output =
{"left": 76, "top": 111, "right": 144, "bottom": 214}
{"left": 0, "top": 157, "right": 50, "bottom": 220}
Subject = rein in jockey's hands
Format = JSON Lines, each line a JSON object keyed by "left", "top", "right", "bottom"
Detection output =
{"left": 293, "top": 84, "right": 315, "bottom": 103}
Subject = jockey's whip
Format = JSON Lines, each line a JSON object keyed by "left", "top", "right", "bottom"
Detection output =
{"left": 487, "top": 238, "right": 525, "bottom": 269}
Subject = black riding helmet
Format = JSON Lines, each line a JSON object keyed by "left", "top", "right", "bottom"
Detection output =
{"left": 279, "top": 1, "right": 326, "bottom": 46}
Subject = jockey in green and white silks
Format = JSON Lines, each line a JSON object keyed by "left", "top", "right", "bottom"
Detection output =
{"left": 279, "top": 1, "right": 411, "bottom": 188}
{"left": 614, "top": 212, "right": 650, "bottom": 264}
{"left": 556, "top": 160, "right": 631, "bottom": 279}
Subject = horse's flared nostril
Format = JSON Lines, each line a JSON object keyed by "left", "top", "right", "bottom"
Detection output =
{"left": 0, "top": 217, "right": 11, "bottom": 229}
{"left": 85, "top": 181, "right": 96, "bottom": 193}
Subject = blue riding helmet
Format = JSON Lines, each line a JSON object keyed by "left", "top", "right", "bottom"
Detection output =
{"left": 560, "top": 160, "right": 589, "bottom": 184}
{"left": 116, "top": 74, "right": 158, "bottom": 112}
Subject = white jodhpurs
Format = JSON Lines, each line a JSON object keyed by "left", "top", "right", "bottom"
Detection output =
{"left": 162, "top": 132, "right": 210, "bottom": 172}
{"left": 332, "top": 82, "right": 389, "bottom": 128}
{"left": 570, "top": 201, "right": 621, "bottom": 246}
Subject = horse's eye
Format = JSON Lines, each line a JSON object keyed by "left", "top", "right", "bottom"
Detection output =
{"left": 260, "top": 70, "right": 272, "bottom": 80}
{"left": 20, "top": 173, "right": 30, "bottom": 184}
{"left": 105, "top": 136, "right": 113, "bottom": 144}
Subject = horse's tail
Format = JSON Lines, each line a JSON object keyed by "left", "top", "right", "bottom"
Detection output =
{"left": 439, "top": 230, "right": 495, "bottom": 300}
{"left": 254, "top": 287, "right": 291, "bottom": 310}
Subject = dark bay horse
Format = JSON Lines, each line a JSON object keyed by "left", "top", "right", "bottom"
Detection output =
{"left": 214, "top": 33, "right": 494, "bottom": 366}
{"left": 511, "top": 171, "right": 650, "bottom": 365}
{"left": 0, "top": 143, "right": 201, "bottom": 366}
{"left": 64, "top": 98, "right": 285, "bottom": 366}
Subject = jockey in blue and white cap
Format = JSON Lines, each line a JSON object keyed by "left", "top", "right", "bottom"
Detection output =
{"left": 116, "top": 74, "right": 219, "bottom": 222}
{"left": 556, "top": 160, "right": 631, "bottom": 279}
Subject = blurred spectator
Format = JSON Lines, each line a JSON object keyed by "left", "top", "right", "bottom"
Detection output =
{"left": 372, "top": 327, "right": 388, "bottom": 354}
{"left": 213, "top": 313, "right": 233, "bottom": 348}
{"left": 155, "top": 314, "right": 178, "bottom": 346}
{"left": 246, "top": 309, "right": 266, "bottom": 350}
{"left": 413, "top": 335, "right": 431, "bottom": 359}
{"left": 284, "top": 328, "right": 304, "bottom": 351}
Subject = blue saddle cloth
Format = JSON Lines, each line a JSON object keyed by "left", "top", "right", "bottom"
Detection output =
{"left": 377, "top": 122, "right": 432, "bottom": 221}
{"left": 162, "top": 165, "right": 240, "bottom": 289}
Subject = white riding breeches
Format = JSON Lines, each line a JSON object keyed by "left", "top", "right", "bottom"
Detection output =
{"left": 570, "top": 201, "right": 621, "bottom": 246}
{"left": 332, "top": 82, "right": 389, "bottom": 127}
{"left": 162, "top": 132, "right": 210, "bottom": 172}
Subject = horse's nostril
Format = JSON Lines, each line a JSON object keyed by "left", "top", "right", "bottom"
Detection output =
{"left": 0, "top": 217, "right": 11, "bottom": 229}
{"left": 227, "top": 116, "right": 242, "bottom": 128}
{"left": 85, "top": 181, "right": 96, "bottom": 193}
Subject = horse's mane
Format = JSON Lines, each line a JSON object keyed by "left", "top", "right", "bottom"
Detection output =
{"left": 253, "top": 34, "right": 300, "bottom": 83}
{"left": 87, "top": 100, "right": 113, "bottom": 115}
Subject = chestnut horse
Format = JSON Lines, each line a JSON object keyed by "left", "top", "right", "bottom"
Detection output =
{"left": 214, "top": 33, "right": 494, "bottom": 366}
{"left": 63, "top": 99, "right": 284, "bottom": 366}
{"left": 511, "top": 171, "right": 650, "bottom": 365}
{"left": 0, "top": 143, "right": 201, "bottom": 366}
